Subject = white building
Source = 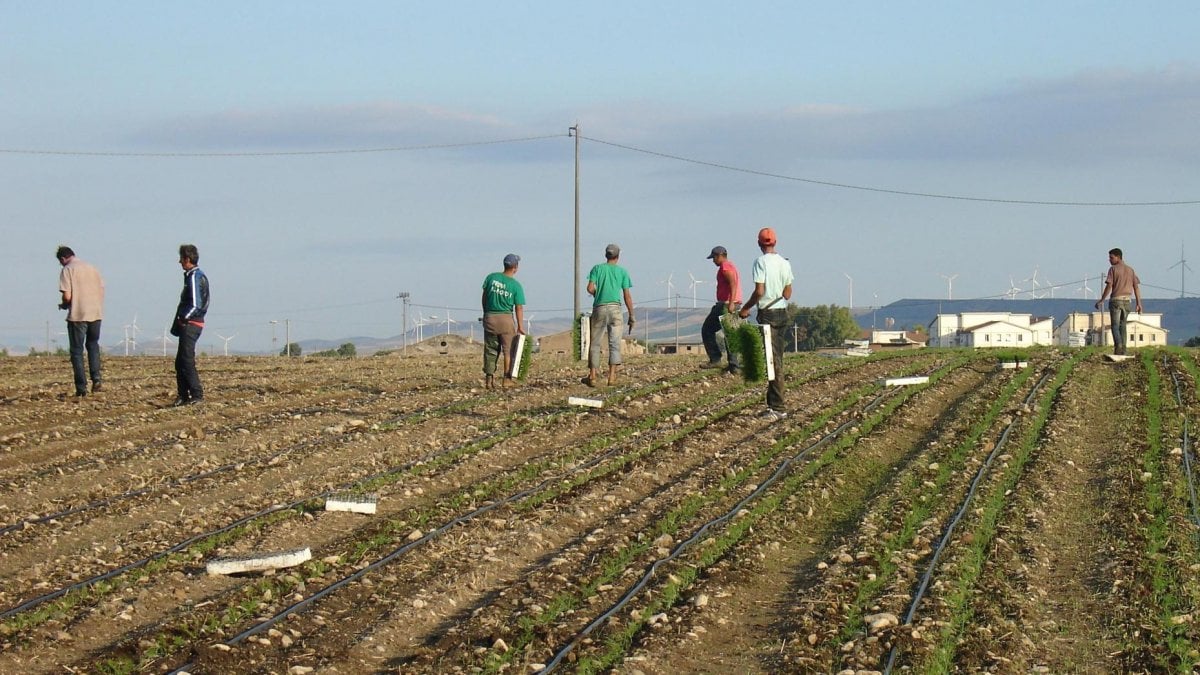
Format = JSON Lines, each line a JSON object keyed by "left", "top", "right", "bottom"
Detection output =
{"left": 930, "top": 312, "right": 1054, "bottom": 349}
{"left": 1054, "top": 311, "right": 1168, "bottom": 349}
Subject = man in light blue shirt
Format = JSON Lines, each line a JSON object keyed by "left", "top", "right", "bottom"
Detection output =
{"left": 739, "top": 228, "right": 793, "bottom": 419}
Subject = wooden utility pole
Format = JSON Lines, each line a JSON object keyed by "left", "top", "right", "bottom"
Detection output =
{"left": 571, "top": 124, "right": 581, "bottom": 344}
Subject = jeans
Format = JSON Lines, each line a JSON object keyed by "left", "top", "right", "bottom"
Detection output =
{"left": 1108, "top": 298, "right": 1130, "bottom": 354}
{"left": 175, "top": 323, "right": 204, "bottom": 400}
{"left": 67, "top": 320, "right": 102, "bottom": 394}
{"left": 483, "top": 313, "right": 518, "bottom": 376}
{"left": 588, "top": 304, "right": 624, "bottom": 368}
{"left": 701, "top": 303, "right": 739, "bottom": 369}
{"left": 757, "top": 307, "right": 789, "bottom": 411}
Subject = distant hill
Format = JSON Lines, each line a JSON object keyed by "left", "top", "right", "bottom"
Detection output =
{"left": 858, "top": 297, "right": 1200, "bottom": 345}
{"left": 287, "top": 298, "right": 1200, "bottom": 355}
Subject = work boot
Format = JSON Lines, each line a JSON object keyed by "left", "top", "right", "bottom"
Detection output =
{"left": 485, "top": 374, "right": 494, "bottom": 390}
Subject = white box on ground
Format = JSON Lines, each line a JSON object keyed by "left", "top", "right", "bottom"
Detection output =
{"left": 884, "top": 375, "right": 930, "bottom": 386}
{"left": 325, "top": 493, "right": 379, "bottom": 514}
{"left": 207, "top": 547, "right": 312, "bottom": 575}
{"left": 1104, "top": 354, "right": 1134, "bottom": 362}
{"left": 568, "top": 396, "right": 603, "bottom": 408}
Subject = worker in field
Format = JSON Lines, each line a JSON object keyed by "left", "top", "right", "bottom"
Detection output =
{"left": 1095, "top": 247, "right": 1143, "bottom": 355}
{"left": 481, "top": 253, "right": 526, "bottom": 389}
{"left": 700, "top": 245, "right": 742, "bottom": 375}
{"left": 739, "top": 228, "right": 793, "bottom": 420}
{"left": 171, "top": 244, "right": 209, "bottom": 406}
{"left": 582, "top": 243, "right": 635, "bottom": 388}
{"left": 56, "top": 246, "right": 105, "bottom": 397}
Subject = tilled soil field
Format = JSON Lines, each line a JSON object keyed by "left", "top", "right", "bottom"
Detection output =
{"left": 1, "top": 348, "right": 1198, "bottom": 674}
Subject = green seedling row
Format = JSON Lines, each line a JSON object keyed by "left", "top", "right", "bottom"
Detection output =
{"left": 922, "top": 351, "right": 1084, "bottom": 672}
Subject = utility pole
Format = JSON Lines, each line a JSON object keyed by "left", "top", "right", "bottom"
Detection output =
{"left": 285, "top": 319, "right": 292, "bottom": 357}
{"left": 674, "top": 294, "right": 680, "bottom": 354}
{"left": 397, "top": 292, "right": 410, "bottom": 354}
{"left": 570, "top": 123, "right": 581, "bottom": 346}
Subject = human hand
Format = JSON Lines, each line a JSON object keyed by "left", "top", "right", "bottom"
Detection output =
{"left": 58, "top": 301, "right": 70, "bottom": 310}
{"left": 627, "top": 317, "right": 636, "bottom": 334}
{"left": 1094, "top": 300, "right": 1101, "bottom": 310}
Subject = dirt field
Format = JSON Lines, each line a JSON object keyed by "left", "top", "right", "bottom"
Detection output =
{"left": 1, "top": 348, "right": 1198, "bottom": 674}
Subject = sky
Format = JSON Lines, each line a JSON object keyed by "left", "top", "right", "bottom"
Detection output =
{"left": 3, "top": 2, "right": 1199, "bottom": 353}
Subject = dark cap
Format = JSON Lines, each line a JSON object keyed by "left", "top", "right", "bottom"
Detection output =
{"left": 503, "top": 253, "right": 520, "bottom": 267}
{"left": 706, "top": 246, "right": 727, "bottom": 259}
{"left": 605, "top": 243, "right": 620, "bottom": 258}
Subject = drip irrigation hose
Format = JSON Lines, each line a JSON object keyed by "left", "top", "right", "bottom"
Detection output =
{"left": 881, "top": 370, "right": 1052, "bottom": 675}
{"left": 1165, "top": 356, "right": 1200, "bottom": 530}
{"left": 166, "top": 385, "right": 763, "bottom": 674}
{"left": 540, "top": 388, "right": 896, "bottom": 672}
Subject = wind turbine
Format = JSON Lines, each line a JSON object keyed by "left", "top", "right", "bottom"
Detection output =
{"left": 843, "top": 273, "right": 853, "bottom": 309}
{"left": 1006, "top": 276, "right": 1022, "bottom": 300}
{"left": 939, "top": 273, "right": 958, "bottom": 300}
{"left": 1042, "top": 274, "right": 1057, "bottom": 298}
{"left": 525, "top": 312, "right": 536, "bottom": 336}
{"left": 414, "top": 314, "right": 434, "bottom": 343}
{"left": 1077, "top": 276, "right": 1095, "bottom": 299}
{"left": 659, "top": 273, "right": 675, "bottom": 308}
{"left": 160, "top": 328, "right": 175, "bottom": 356}
{"left": 1022, "top": 267, "right": 1042, "bottom": 299}
{"left": 443, "top": 309, "right": 457, "bottom": 336}
{"left": 122, "top": 314, "right": 140, "bottom": 356}
{"left": 687, "top": 272, "right": 705, "bottom": 308}
{"left": 216, "top": 333, "right": 236, "bottom": 356}
{"left": 1169, "top": 243, "right": 1192, "bottom": 298}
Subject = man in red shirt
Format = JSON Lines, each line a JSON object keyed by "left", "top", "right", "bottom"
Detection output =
{"left": 700, "top": 245, "right": 742, "bottom": 374}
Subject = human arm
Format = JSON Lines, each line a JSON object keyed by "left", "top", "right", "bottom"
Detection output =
{"left": 1134, "top": 280, "right": 1143, "bottom": 313}
{"left": 623, "top": 289, "right": 635, "bottom": 333}
{"left": 587, "top": 279, "right": 596, "bottom": 296}
{"left": 739, "top": 282, "right": 766, "bottom": 319}
{"left": 515, "top": 304, "right": 525, "bottom": 335}
{"left": 1094, "top": 275, "right": 1108, "bottom": 309}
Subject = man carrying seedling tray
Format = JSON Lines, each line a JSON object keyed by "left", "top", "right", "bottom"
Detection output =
{"left": 739, "top": 228, "right": 793, "bottom": 420}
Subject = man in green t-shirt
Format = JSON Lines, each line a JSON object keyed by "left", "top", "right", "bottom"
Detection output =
{"left": 481, "top": 253, "right": 526, "bottom": 389}
{"left": 583, "top": 243, "right": 635, "bottom": 387}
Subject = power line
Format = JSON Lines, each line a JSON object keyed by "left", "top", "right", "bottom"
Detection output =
{"left": 579, "top": 134, "right": 1200, "bottom": 207}
{"left": 0, "top": 133, "right": 566, "bottom": 158}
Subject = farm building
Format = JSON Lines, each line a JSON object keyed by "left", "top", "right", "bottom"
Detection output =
{"left": 1054, "top": 311, "right": 1168, "bottom": 349}
{"left": 929, "top": 312, "right": 1054, "bottom": 349}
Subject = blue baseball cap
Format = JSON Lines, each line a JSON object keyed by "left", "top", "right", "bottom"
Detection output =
{"left": 503, "top": 253, "right": 520, "bottom": 267}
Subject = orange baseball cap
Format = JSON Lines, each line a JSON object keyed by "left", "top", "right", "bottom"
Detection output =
{"left": 757, "top": 227, "right": 777, "bottom": 246}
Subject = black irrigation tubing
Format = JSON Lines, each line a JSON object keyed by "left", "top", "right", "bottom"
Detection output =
{"left": 0, "top": 386, "right": 585, "bottom": 619}
{"left": 167, "top": 378, "right": 764, "bottom": 673}
{"left": 0, "top": 388, "right": 394, "bottom": 497}
{"left": 0, "top": 390, "right": 574, "bottom": 620}
{"left": 1164, "top": 356, "right": 1200, "bottom": 530}
{"left": 0, "top": 501, "right": 296, "bottom": 622}
{"left": 881, "top": 369, "right": 1054, "bottom": 675}
{"left": 540, "top": 384, "right": 903, "bottom": 673}
{"left": 0, "top": 385, "right": 503, "bottom": 538}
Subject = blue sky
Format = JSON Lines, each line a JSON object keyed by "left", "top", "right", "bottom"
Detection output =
{"left": 3, "top": 2, "right": 1199, "bottom": 352}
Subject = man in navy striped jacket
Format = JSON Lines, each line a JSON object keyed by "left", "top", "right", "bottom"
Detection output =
{"left": 172, "top": 243, "right": 209, "bottom": 406}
